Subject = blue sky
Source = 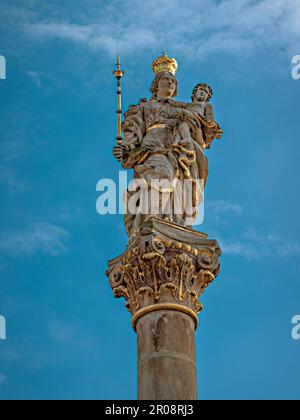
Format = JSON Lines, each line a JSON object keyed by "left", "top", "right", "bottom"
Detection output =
{"left": 0, "top": 0, "right": 300, "bottom": 400}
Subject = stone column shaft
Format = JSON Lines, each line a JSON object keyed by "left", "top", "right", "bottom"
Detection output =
{"left": 137, "top": 310, "right": 197, "bottom": 400}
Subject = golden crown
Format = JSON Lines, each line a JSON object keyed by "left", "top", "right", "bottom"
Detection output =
{"left": 152, "top": 52, "right": 178, "bottom": 76}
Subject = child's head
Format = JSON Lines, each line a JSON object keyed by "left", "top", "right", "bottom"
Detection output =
{"left": 191, "top": 83, "right": 213, "bottom": 102}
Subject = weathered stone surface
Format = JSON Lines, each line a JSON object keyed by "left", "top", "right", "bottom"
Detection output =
{"left": 137, "top": 310, "right": 197, "bottom": 400}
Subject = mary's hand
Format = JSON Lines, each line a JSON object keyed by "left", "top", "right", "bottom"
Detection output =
{"left": 113, "top": 144, "right": 130, "bottom": 162}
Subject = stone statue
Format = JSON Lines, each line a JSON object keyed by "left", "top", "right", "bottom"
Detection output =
{"left": 107, "top": 53, "right": 223, "bottom": 400}
{"left": 113, "top": 53, "right": 222, "bottom": 237}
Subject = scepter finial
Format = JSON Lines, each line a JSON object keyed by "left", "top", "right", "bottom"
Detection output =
{"left": 113, "top": 54, "right": 124, "bottom": 78}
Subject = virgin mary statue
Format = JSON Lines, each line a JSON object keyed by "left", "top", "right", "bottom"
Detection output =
{"left": 113, "top": 53, "right": 221, "bottom": 238}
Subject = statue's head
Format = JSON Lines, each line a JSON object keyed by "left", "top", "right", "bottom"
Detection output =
{"left": 151, "top": 71, "right": 178, "bottom": 100}
{"left": 151, "top": 52, "right": 178, "bottom": 100}
{"left": 192, "top": 83, "right": 213, "bottom": 103}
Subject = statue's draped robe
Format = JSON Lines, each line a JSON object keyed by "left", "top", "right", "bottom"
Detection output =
{"left": 121, "top": 98, "right": 209, "bottom": 237}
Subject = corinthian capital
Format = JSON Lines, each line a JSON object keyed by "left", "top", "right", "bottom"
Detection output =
{"left": 106, "top": 217, "right": 222, "bottom": 331}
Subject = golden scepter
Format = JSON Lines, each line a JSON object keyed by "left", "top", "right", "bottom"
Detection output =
{"left": 113, "top": 55, "right": 124, "bottom": 145}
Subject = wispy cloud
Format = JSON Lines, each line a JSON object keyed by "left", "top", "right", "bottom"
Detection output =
{"left": 0, "top": 223, "right": 70, "bottom": 257}
{"left": 0, "top": 109, "right": 40, "bottom": 192}
{"left": 21, "top": 0, "right": 300, "bottom": 59}
{"left": 24, "top": 21, "right": 157, "bottom": 57}
{"left": 208, "top": 200, "right": 243, "bottom": 220}
{"left": 219, "top": 229, "right": 300, "bottom": 260}
{"left": 0, "top": 164, "right": 29, "bottom": 192}
{"left": 48, "top": 319, "right": 96, "bottom": 349}
{"left": 0, "top": 137, "right": 28, "bottom": 164}
{"left": 49, "top": 320, "right": 76, "bottom": 344}
{"left": 27, "top": 71, "right": 42, "bottom": 88}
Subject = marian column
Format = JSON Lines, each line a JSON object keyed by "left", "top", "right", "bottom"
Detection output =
{"left": 107, "top": 53, "right": 222, "bottom": 400}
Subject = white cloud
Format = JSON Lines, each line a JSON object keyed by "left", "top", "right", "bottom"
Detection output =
{"left": 24, "top": 21, "right": 157, "bottom": 57}
{"left": 26, "top": 22, "right": 92, "bottom": 44}
{"left": 208, "top": 200, "right": 243, "bottom": 219}
{"left": 27, "top": 71, "right": 41, "bottom": 88}
{"left": 219, "top": 229, "right": 300, "bottom": 260}
{"left": 22, "top": 0, "right": 300, "bottom": 59}
{"left": 220, "top": 239, "right": 261, "bottom": 260}
{"left": 0, "top": 223, "right": 70, "bottom": 257}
